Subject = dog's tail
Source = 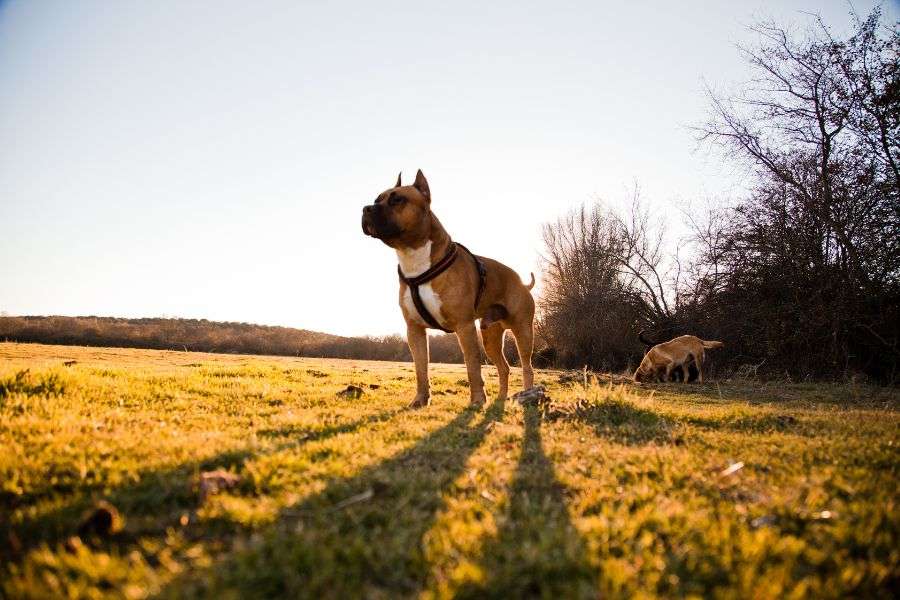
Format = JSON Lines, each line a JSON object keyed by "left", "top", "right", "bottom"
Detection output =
{"left": 638, "top": 329, "right": 656, "bottom": 348}
{"left": 526, "top": 272, "right": 536, "bottom": 290}
{"left": 701, "top": 340, "right": 724, "bottom": 349}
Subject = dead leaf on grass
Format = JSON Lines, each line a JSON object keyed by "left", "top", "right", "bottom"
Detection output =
{"left": 334, "top": 488, "right": 374, "bottom": 510}
{"left": 720, "top": 461, "right": 745, "bottom": 477}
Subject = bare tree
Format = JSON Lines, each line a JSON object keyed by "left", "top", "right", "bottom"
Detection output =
{"left": 691, "top": 7, "right": 900, "bottom": 379}
{"left": 612, "top": 189, "right": 676, "bottom": 324}
{"left": 539, "top": 204, "right": 628, "bottom": 370}
{"left": 538, "top": 197, "right": 679, "bottom": 372}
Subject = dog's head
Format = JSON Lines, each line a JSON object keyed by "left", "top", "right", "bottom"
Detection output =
{"left": 633, "top": 354, "right": 655, "bottom": 383}
{"left": 633, "top": 367, "right": 646, "bottom": 383}
{"left": 362, "top": 170, "right": 432, "bottom": 247}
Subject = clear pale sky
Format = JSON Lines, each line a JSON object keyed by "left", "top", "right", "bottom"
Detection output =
{"left": 1, "top": 1, "right": 893, "bottom": 336}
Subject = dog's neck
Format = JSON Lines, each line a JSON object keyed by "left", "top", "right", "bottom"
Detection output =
{"left": 395, "top": 215, "right": 451, "bottom": 277}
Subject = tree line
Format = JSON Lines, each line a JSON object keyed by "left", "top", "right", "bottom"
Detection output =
{"left": 0, "top": 316, "right": 466, "bottom": 364}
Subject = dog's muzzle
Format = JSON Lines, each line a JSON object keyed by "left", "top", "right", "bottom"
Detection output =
{"left": 361, "top": 204, "right": 401, "bottom": 239}
{"left": 361, "top": 205, "right": 377, "bottom": 237}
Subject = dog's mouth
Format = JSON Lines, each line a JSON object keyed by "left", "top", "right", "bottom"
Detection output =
{"left": 361, "top": 213, "right": 379, "bottom": 238}
{"left": 361, "top": 210, "right": 402, "bottom": 240}
{"left": 363, "top": 221, "right": 392, "bottom": 239}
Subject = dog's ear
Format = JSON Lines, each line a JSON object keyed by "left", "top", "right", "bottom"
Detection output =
{"left": 395, "top": 172, "right": 402, "bottom": 188}
{"left": 413, "top": 169, "right": 430, "bottom": 202}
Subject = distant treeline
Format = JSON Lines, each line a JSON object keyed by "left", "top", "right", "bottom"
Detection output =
{"left": 0, "top": 316, "right": 467, "bottom": 364}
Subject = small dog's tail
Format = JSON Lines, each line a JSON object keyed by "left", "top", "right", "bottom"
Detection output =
{"left": 638, "top": 329, "right": 656, "bottom": 348}
{"left": 526, "top": 272, "right": 536, "bottom": 290}
{"left": 701, "top": 340, "right": 724, "bottom": 349}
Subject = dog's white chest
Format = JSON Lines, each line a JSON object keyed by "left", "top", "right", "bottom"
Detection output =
{"left": 397, "top": 242, "right": 447, "bottom": 329}
{"left": 401, "top": 284, "right": 445, "bottom": 328}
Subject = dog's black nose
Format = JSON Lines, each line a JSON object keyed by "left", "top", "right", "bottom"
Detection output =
{"left": 363, "top": 204, "right": 374, "bottom": 214}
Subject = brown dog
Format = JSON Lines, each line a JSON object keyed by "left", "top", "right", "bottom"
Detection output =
{"left": 362, "top": 170, "right": 536, "bottom": 408}
{"left": 639, "top": 330, "right": 698, "bottom": 382}
{"left": 633, "top": 335, "right": 723, "bottom": 383}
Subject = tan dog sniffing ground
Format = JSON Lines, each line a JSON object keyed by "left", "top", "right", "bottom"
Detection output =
{"left": 639, "top": 330, "right": 698, "bottom": 382}
{"left": 633, "top": 335, "right": 724, "bottom": 383}
{"left": 362, "top": 170, "right": 536, "bottom": 408}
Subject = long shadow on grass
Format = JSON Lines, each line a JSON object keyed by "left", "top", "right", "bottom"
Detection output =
{"left": 1, "top": 407, "right": 402, "bottom": 565}
{"left": 456, "top": 403, "right": 596, "bottom": 598}
{"left": 564, "top": 397, "right": 677, "bottom": 446}
{"left": 160, "top": 399, "right": 506, "bottom": 599}
{"left": 676, "top": 412, "right": 811, "bottom": 435}
{"left": 632, "top": 380, "right": 898, "bottom": 408}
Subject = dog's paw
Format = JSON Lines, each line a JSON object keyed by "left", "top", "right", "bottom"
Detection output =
{"left": 408, "top": 394, "right": 430, "bottom": 409}
{"left": 469, "top": 390, "right": 487, "bottom": 406}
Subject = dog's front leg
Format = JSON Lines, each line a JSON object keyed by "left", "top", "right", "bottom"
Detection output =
{"left": 407, "top": 323, "right": 430, "bottom": 408}
{"left": 455, "top": 321, "right": 486, "bottom": 406}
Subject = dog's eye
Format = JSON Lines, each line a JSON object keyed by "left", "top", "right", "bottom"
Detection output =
{"left": 389, "top": 195, "right": 404, "bottom": 206}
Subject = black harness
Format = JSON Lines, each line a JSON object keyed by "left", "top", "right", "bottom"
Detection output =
{"left": 397, "top": 241, "right": 486, "bottom": 333}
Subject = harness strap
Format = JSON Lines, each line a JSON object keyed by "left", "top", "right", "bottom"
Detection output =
{"left": 401, "top": 242, "right": 459, "bottom": 287}
{"left": 456, "top": 242, "right": 487, "bottom": 310}
{"left": 397, "top": 240, "right": 486, "bottom": 332}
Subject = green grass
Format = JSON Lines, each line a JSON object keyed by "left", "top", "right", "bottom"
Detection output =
{"left": 1, "top": 342, "right": 898, "bottom": 598}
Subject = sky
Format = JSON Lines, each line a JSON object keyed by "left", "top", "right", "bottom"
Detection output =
{"left": 1, "top": 0, "right": 895, "bottom": 336}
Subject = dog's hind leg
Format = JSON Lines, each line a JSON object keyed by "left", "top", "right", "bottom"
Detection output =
{"left": 687, "top": 362, "right": 699, "bottom": 382}
{"left": 456, "top": 321, "right": 487, "bottom": 406}
{"left": 510, "top": 319, "right": 535, "bottom": 390}
{"left": 685, "top": 354, "right": 700, "bottom": 383}
{"left": 678, "top": 354, "right": 694, "bottom": 383}
{"left": 481, "top": 323, "right": 509, "bottom": 400}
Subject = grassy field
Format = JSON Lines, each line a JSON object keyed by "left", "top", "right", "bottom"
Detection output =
{"left": 1, "top": 342, "right": 897, "bottom": 599}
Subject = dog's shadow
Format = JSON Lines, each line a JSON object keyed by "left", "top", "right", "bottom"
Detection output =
{"left": 455, "top": 403, "right": 596, "bottom": 598}
{"left": 562, "top": 396, "right": 679, "bottom": 446}
{"left": 157, "top": 399, "right": 506, "bottom": 597}
{"left": 1, "top": 408, "right": 405, "bottom": 566}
